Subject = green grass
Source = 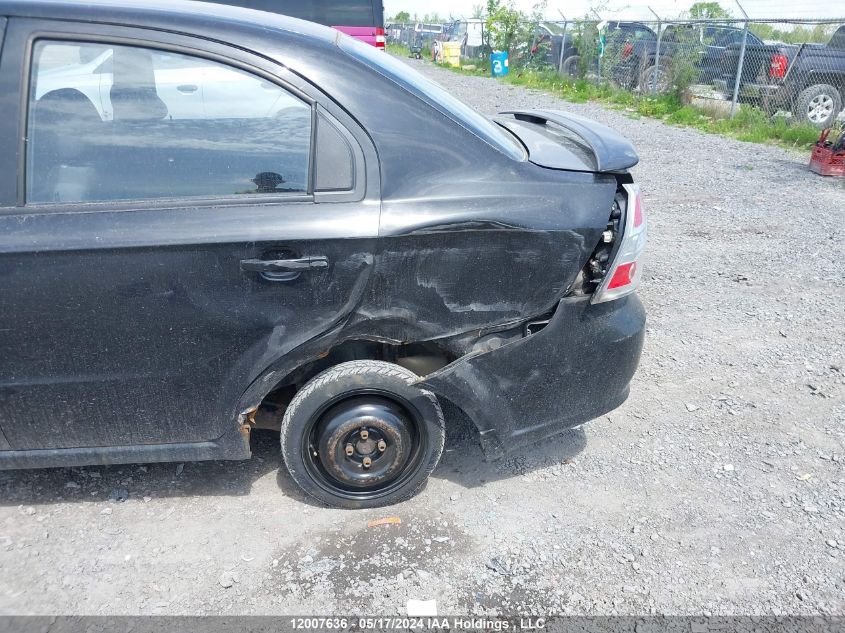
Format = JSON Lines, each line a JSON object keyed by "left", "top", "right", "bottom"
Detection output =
{"left": 387, "top": 42, "right": 433, "bottom": 60}
{"left": 422, "top": 60, "right": 820, "bottom": 150}
{"left": 386, "top": 43, "right": 410, "bottom": 57}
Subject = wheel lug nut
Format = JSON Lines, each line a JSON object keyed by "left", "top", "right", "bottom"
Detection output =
{"left": 360, "top": 429, "right": 369, "bottom": 440}
{"left": 362, "top": 456, "right": 372, "bottom": 468}
{"left": 345, "top": 444, "right": 354, "bottom": 456}
{"left": 377, "top": 440, "right": 387, "bottom": 452}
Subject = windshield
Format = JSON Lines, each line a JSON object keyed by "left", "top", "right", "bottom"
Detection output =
{"left": 339, "top": 35, "right": 525, "bottom": 160}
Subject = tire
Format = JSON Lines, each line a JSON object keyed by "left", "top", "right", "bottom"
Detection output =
{"left": 280, "top": 361, "right": 445, "bottom": 509}
{"left": 794, "top": 84, "right": 842, "bottom": 128}
{"left": 639, "top": 63, "right": 672, "bottom": 93}
{"left": 613, "top": 66, "right": 638, "bottom": 91}
{"left": 560, "top": 55, "right": 580, "bottom": 78}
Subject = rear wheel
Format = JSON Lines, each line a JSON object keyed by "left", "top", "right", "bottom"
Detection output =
{"left": 639, "top": 63, "right": 672, "bottom": 93}
{"left": 560, "top": 55, "right": 580, "bottom": 78}
{"left": 280, "top": 361, "right": 445, "bottom": 509}
{"left": 794, "top": 84, "right": 842, "bottom": 128}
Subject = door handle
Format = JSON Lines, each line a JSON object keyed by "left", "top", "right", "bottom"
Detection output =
{"left": 177, "top": 84, "right": 199, "bottom": 94}
{"left": 240, "top": 256, "right": 328, "bottom": 274}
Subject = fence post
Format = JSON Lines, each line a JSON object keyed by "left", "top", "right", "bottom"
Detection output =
{"left": 652, "top": 26, "right": 663, "bottom": 94}
{"left": 587, "top": 11, "right": 602, "bottom": 83}
{"left": 729, "top": 1, "right": 750, "bottom": 117}
{"left": 557, "top": 18, "right": 568, "bottom": 74}
{"left": 648, "top": 8, "right": 662, "bottom": 94}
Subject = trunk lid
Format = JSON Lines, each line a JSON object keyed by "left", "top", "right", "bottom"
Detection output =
{"left": 494, "top": 109, "right": 639, "bottom": 173}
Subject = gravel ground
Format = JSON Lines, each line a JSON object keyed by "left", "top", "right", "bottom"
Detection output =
{"left": 1, "top": 56, "right": 843, "bottom": 617}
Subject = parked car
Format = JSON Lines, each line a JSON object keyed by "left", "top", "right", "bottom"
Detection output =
{"left": 0, "top": 0, "right": 646, "bottom": 508}
{"left": 196, "top": 0, "right": 386, "bottom": 49}
{"left": 608, "top": 22, "right": 765, "bottom": 92}
{"left": 714, "top": 25, "right": 845, "bottom": 127}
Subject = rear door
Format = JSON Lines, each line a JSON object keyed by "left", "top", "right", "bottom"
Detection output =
{"left": 0, "top": 19, "right": 378, "bottom": 451}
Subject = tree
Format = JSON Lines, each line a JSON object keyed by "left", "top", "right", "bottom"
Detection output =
{"left": 393, "top": 10, "right": 410, "bottom": 22}
{"left": 688, "top": 2, "right": 731, "bottom": 19}
{"left": 485, "top": 1, "right": 522, "bottom": 53}
{"left": 749, "top": 22, "right": 834, "bottom": 44}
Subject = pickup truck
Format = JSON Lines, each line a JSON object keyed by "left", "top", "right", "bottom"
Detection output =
{"left": 528, "top": 22, "right": 580, "bottom": 76}
{"left": 715, "top": 25, "right": 845, "bottom": 127}
{"left": 608, "top": 23, "right": 764, "bottom": 92}
{"left": 553, "top": 22, "right": 657, "bottom": 79}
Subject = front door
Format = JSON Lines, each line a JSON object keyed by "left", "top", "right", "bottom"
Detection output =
{"left": 0, "top": 21, "right": 377, "bottom": 450}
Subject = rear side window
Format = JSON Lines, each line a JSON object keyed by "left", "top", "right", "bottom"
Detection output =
{"left": 26, "top": 41, "right": 312, "bottom": 204}
{"left": 315, "top": 113, "right": 354, "bottom": 191}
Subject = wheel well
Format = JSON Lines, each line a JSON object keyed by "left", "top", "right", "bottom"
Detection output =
{"left": 251, "top": 339, "right": 455, "bottom": 431}
{"left": 798, "top": 76, "right": 845, "bottom": 99}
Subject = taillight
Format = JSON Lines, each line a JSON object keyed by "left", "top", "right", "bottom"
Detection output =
{"left": 607, "top": 262, "right": 637, "bottom": 289}
{"left": 592, "top": 183, "right": 647, "bottom": 304}
{"left": 622, "top": 42, "right": 633, "bottom": 60}
{"left": 770, "top": 54, "right": 788, "bottom": 79}
{"left": 375, "top": 27, "right": 386, "bottom": 50}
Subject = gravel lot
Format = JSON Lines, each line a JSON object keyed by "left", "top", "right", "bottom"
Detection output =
{"left": 1, "top": 56, "right": 843, "bottom": 617}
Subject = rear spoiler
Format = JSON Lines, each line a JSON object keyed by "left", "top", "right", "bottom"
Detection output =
{"left": 499, "top": 109, "right": 639, "bottom": 172}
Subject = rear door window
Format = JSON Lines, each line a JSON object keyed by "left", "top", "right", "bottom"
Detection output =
{"left": 26, "top": 40, "right": 312, "bottom": 204}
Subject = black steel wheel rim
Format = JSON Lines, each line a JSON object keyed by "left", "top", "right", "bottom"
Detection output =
{"left": 301, "top": 389, "right": 428, "bottom": 501}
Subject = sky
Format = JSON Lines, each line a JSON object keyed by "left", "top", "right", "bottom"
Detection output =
{"left": 383, "top": 0, "right": 845, "bottom": 21}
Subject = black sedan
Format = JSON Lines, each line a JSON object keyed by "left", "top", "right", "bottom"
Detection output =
{"left": 0, "top": 0, "right": 647, "bottom": 508}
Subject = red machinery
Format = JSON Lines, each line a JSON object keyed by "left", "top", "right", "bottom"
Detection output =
{"left": 809, "top": 128, "right": 845, "bottom": 177}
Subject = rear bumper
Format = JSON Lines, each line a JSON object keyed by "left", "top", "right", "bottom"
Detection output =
{"left": 421, "top": 294, "right": 646, "bottom": 458}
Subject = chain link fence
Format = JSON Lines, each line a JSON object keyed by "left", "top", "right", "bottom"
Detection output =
{"left": 387, "top": 16, "right": 845, "bottom": 129}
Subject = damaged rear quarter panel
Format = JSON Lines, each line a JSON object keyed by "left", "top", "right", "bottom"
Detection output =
{"left": 342, "top": 169, "right": 620, "bottom": 344}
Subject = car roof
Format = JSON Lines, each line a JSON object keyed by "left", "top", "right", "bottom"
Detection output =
{"left": 0, "top": 0, "right": 340, "bottom": 45}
